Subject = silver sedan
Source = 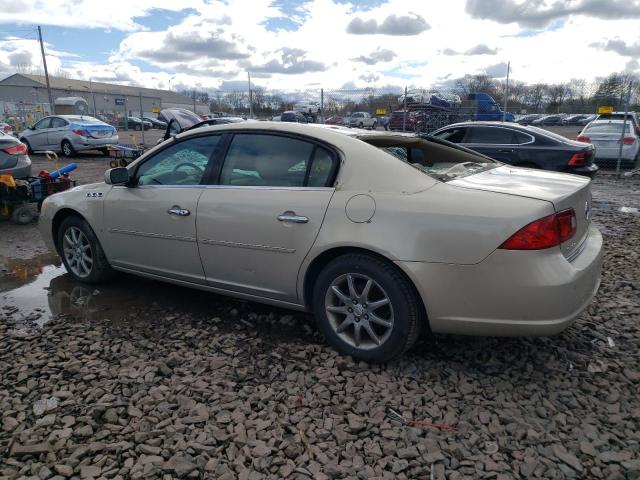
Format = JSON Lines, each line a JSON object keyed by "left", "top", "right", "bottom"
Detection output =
{"left": 38, "top": 122, "right": 603, "bottom": 362}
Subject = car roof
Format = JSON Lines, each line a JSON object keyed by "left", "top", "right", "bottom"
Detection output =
{"left": 435, "top": 121, "right": 527, "bottom": 129}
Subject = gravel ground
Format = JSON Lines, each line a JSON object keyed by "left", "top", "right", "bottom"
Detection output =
{"left": 1, "top": 150, "right": 639, "bottom": 478}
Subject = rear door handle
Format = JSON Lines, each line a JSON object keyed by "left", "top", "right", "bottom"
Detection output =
{"left": 278, "top": 211, "right": 309, "bottom": 223}
{"left": 167, "top": 206, "right": 190, "bottom": 216}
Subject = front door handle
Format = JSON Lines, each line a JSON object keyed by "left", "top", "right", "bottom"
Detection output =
{"left": 278, "top": 211, "right": 309, "bottom": 223}
{"left": 167, "top": 206, "right": 190, "bottom": 216}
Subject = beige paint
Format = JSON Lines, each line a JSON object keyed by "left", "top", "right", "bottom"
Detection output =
{"left": 39, "top": 122, "right": 603, "bottom": 336}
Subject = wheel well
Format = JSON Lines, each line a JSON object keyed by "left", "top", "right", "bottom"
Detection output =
{"left": 303, "top": 247, "right": 429, "bottom": 327}
{"left": 51, "top": 208, "right": 86, "bottom": 253}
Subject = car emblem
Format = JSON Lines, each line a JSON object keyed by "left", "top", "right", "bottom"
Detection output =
{"left": 585, "top": 200, "right": 591, "bottom": 221}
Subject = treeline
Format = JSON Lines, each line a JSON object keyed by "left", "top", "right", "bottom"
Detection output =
{"left": 177, "top": 71, "right": 640, "bottom": 116}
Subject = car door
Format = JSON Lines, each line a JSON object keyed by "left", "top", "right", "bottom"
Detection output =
{"left": 102, "top": 134, "right": 222, "bottom": 284}
{"left": 47, "top": 117, "right": 69, "bottom": 149}
{"left": 196, "top": 132, "right": 338, "bottom": 303}
{"left": 26, "top": 117, "right": 52, "bottom": 150}
{"left": 461, "top": 126, "right": 521, "bottom": 164}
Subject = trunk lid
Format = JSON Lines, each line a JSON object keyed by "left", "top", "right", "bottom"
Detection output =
{"left": 449, "top": 165, "right": 592, "bottom": 259}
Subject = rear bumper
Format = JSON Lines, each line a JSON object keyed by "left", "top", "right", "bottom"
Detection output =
{"left": 566, "top": 164, "right": 598, "bottom": 177}
{"left": 69, "top": 135, "right": 119, "bottom": 151}
{"left": 396, "top": 223, "right": 603, "bottom": 336}
{"left": 0, "top": 155, "right": 31, "bottom": 179}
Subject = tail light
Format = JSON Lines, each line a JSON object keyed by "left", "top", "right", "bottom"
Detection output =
{"left": 576, "top": 135, "right": 590, "bottom": 142}
{"left": 72, "top": 129, "right": 88, "bottom": 136}
{"left": 619, "top": 137, "right": 635, "bottom": 145}
{"left": 499, "top": 209, "right": 576, "bottom": 250}
{"left": 3, "top": 143, "right": 28, "bottom": 155}
{"left": 568, "top": 152, "right": 587, "bottom": 166}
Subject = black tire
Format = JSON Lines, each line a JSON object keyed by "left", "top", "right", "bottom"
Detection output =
{"left": 57, "top": 216, "right": 115, "bottom": 283}
{"left": 10, "top": 205, "right": 35, "bottom": 225}
{"left": 21, "top": 139, "right": 33, "bottom": 154}
{"left": 100, "top": 147, "right": 110, "bottom": 156}
{"left": 312, "top": 253, "right": 423, "bottom": 363}
{"left": 358, "top": 122, "right": 364, "bottom": 128}
{"left": 135, "top": 125, "right": 141, "bottom": 131}
{"left": 61, "top": 140, "right": 74, "bottom": 157}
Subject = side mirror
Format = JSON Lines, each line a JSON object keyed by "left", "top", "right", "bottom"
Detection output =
{"left": 104, "top": 167, "right": 129, "bottom": 185}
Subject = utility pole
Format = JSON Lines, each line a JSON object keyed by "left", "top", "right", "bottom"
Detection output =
{"left": 402, "top": 86, "right": 407, "bottom": 132}
{"left": 248, "top": 72, "right": 253, "bottom": 119}
{"left": 320, "top": 88, "right": 324, "bottom": 124}
{"left": 616, "top": 81, "right": 632, "bottom": 179}
{"left": 503, "top": 61, "right": 510, "bottom": 122}
{"left": 139, "top": 92, "right": 145, "bottom": 147}
{"left": 37, "top": 26, "right": 54, "bottom": 114}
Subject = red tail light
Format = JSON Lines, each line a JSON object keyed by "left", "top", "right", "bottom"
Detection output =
{"left": 568, "top": 152, "right": 587, "bottom": 166}
{"left": 3, "top": 143, "right": 28, "bottom": 155}
{"left": 620, "top": 137, "right": 635, "bottom": 145}
{"left": 72, "top": 129, "right": 88, "bottom": 136}
{"left": 576, "top": 135, "right": 590, "bottom": 142}
{"left": 499, "top": 209, "right": 576, "bottom": 250}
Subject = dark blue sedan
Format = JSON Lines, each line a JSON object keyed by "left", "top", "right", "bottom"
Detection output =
{"left": 431, "top": 121, "right": 598, "bottom": 177}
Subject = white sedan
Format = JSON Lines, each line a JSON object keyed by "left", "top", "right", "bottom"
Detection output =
{"left": 39, "top": 122, "right": 603, "bottom": 362}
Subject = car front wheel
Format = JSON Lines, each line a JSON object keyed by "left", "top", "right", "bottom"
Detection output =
{"left": 312, "top": 253, "right": 422, "bottom": 363}
{"left": 61, "top": 140, "right": 74, "bottom": 157}
{"left": 58, "top": 216, "right": 115, "bottom": 283}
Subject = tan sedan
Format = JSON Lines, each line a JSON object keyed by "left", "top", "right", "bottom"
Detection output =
{"left": 38, "top": 122, "right": 603, "bottom": 362}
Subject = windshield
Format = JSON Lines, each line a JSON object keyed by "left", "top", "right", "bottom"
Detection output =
{"left": 585, "top": 122, "right": 631, "bottom": 134}
{"left": 361, "top": 135, "right": 498, "bottom": 182}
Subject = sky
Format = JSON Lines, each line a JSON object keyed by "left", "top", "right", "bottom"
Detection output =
{"left": 0, "top": 0, "right": 639, "bottom": 93}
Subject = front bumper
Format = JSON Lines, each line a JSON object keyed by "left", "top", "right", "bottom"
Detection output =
{"left": 397, "top": 223, "right": 603, "bottom": 336}
{"left": 69, "top": 135, "right": 119, "bottom": 151}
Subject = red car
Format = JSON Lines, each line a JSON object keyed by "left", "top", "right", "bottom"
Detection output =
{"left": 324, "top": 116, "right": 344, "bottom": 125}
{"left": 388, "top": 110, "right": 424, "bottom": 132}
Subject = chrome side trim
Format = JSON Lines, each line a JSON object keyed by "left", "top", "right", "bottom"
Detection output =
{"left": 108, "top": 228, "right": 196, "bottom": 242}
{"left": 115, "top": 185, "right": 335, "bottom": 191}
{"left": 200, "top": 238, "right": 295, "bottom": 253}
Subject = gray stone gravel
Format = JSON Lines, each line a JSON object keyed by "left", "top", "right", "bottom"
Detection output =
{"left": 1, "top": 173, "right": 639, "bottom": 479}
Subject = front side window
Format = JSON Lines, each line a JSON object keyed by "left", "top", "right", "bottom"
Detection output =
{"left": 435, "top": 127, "right": 467, "bottom": 143}
{"left": 220, "top": 134, "right": 335, "bottom": 187}
{"left": 135, "top": 135, "right": 219, "bottom": 186}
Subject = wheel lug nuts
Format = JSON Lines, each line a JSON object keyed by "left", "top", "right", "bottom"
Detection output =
{"left": 364, "top": 314, "right": 369, "bottom": 319}
{"left": 348, "top": 308, "right": 353, "bottom": 313}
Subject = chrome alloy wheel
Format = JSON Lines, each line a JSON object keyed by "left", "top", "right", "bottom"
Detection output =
{"left": 62, "top": 226, "right": 93, "bottom": 278}
{"left": 325, "top": 273, "right": 394, "bottom": 350}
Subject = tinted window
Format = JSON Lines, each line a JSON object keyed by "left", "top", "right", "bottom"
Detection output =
{"left": 136, "top": 135, "right": 219, "bottom": 186}
{"left": 50, "top": 118, "right": 67, "bottom": 128}
{"left": 220, "top": 134, "right": 334, "bottom": 187}
{"left": 513, "top": 131, "right": 533, "bottom": 144}
{"left": 466, "top": 127, "right": 516, "bottom": 144}
{"left": 34, "top": 118, "right": 52, "bottom": 130}
{"left": 435, "top": 127, "right": 467, "bottom": 143}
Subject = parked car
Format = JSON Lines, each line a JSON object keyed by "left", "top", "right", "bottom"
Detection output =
{"left": 388, "top": 111, "right": 426, "bottom": 132}
{"left": 577, "top": 114, "right": 598, "bottom": 126}
{"left": 532, "top": 114, "right": 566, "bottom": 126}
{"left": 39, "top": 122, "right": 602, "bottom": 362}
{"left": 595, "top": 111, "right": 640, "bottom": 136}
{"left": 142, "top": 117, "right": 168, "bottom": 129}
{"left": 516, "top": 114, "right": 542, "bottom": 125}
{"left": 293, "top": 101, "right": 321, "bottom": 115}
{"left": 281, "top": 111, "right": 308, "bottom": 123}
{"left": 19, "top": 115, "right": 118, "bottom": 157}
{"left": 349, "top": 112, "right": 377, "bottom": 129}
{"left": 324, "top": 116, "right": 344, "bottom": 125}
{"left": 1, "top": 122, "right": 13, "bottom": 135}
{"left": 577, "top": 120, "right": 639, "bottom": 168}
{"left": 431, "top": 122, "right": 598, "bottom": 177}
{"left": 562, "top": 114, "right": 588, "bottom": 126}
{"left": 118, "top": 117, "right": 151, "bottom": 131}
{"left": 155, "top": 109, "right": 250, "bottom": 145}
{"left": 0, "top": 131, "right": 31, "bottom": 178}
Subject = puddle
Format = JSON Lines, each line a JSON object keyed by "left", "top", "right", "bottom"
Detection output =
{"left": 1, "top": 253, "right": 314, "bottom": 340}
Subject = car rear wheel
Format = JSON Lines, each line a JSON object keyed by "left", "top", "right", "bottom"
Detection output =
{"left": 58, "top": 216, "right": 115, "bottom": 283}
{"left": 11, "top": 205, "right": 35, "bottom": 225}
{"left": 312, "top": 253, "right": 422, "bottom": 363}
{"left": 21, "top": 139, "right": 32, "bottom": 154}
{"left": 61, "top": 140, "right": 75, "bottom": 157}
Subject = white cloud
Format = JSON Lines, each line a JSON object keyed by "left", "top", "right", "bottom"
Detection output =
{"left": 1, "top": 0, "right": 637, "bottom": 91}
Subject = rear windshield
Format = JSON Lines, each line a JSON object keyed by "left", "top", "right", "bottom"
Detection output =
{"left": 66, "top": 116, "right": 103, "bottom": 123}
{"left": 360, "top": 136, "right": 498, "bottom": 182}
{"left": 585, "top": 123, "right": 631, "bottom": 134}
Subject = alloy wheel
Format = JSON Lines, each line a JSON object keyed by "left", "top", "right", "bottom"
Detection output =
{"left": 62, "top": 226, "right": 93, "bottom": 278}
{"left": 324, "top": 273, "right": 394, "bottom": 350}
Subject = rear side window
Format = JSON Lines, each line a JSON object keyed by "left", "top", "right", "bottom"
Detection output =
{"left": 466, "top": 127, "right": 517, "bottom": 144}
{"left": 513, "top": 131, "right": 533, "bottom": 144}
{"left": 50, "top": 118, "right": 67, "bottom": 128}
{"left": 220, "top": 134, "right": 336, "bottom": 187}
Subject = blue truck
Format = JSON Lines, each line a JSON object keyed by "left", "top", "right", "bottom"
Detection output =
{"left": 467, "top": 93, "right": 515, "bottom": 122}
